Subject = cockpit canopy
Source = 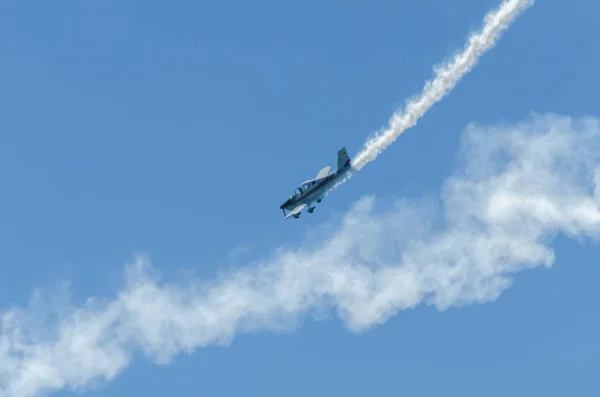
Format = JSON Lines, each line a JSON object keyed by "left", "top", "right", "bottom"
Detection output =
{"left": 291, "top": 180, "right": 319, "bottom": 199}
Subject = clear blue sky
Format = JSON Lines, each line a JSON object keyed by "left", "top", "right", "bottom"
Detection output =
{"left": 1, "top": 1, "right": 599, "bottom": 396}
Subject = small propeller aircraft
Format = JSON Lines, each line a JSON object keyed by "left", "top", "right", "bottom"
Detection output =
{"left": 280, "top": 147, "right": 352, "bottom": 219}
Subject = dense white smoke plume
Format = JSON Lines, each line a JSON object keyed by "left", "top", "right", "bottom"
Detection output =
{"left": 3, "top": 113, "right": 600, "bottom": 397}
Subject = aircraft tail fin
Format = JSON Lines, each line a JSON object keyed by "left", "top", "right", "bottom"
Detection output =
{"left": 337, "top": 147, "right": 351, "bottom": 170}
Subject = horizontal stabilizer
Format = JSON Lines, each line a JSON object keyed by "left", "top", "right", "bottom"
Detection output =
{"left": 284, "top": 204, "right": 307, "bottom": 219}
{"left": 315, "top": 164, "right": 331, "bottom": 179}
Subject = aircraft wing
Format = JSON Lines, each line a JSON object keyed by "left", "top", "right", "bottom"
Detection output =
{"left": 284, "top": 204, "right": 307, "bottom": 219}
{"left": 315, "top": 164, "right": 331, "bottom": 179}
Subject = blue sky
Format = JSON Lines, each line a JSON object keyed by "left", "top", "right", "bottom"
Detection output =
{"left": 1, "top": 1, "right": 600, "bottom": 396}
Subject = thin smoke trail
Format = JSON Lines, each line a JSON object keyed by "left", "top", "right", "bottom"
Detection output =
{"left": 353, "top": 0, "right": 535, "bottom": 168}
{"left": 329, "top": 0, "right": 534, "bottom": 192}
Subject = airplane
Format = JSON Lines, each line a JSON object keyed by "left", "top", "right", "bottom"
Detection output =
{"left": 280, "top": 146, "right": 352, "bottom": 219}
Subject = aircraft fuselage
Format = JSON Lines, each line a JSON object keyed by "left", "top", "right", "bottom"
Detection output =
{"left": 280, "top": 161, "right": 351, "bottom": 215}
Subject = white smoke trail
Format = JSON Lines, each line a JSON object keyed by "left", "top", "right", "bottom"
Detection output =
{"left": 340, "top": 0, "right": 535, "bottom": 182}
{"left": 3, "top": 113, "right": 600, "bottom": 397}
